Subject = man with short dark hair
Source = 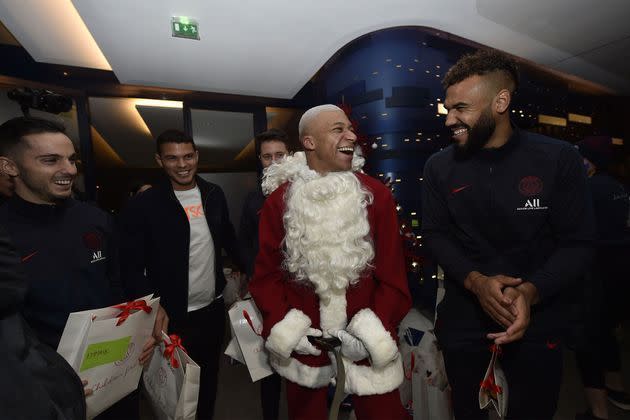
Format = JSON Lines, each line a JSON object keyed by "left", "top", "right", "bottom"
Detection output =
{"left": 238, "top": 128, "right": 289, "bottom": 420}
{"left": 0, "top": 116, "right": 141, "bottom": 419}
{"left": 422, "top": 50, "right": 595, "bottom": 419}
{"left": 119, "top": 128, "right": 243, "bottom": 420}
{"left": 0, "top": 116, "right": 121, "bottom": 347}
{"left": 239, "top": 128, "right": 290, "bottom": 280}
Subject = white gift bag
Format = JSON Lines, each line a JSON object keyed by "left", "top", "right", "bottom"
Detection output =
{"left": 399, "top": 308, "right": 453, "bottom": 420}
{"left": 57, "top": 294, "right": 159, "bottom": 419}
{"left": 143, "top": 333, "right": 201, "bottom": 420}
{"left": 479, "top": 345, "right": 508, "bottom": 419}
{"left": 224, "top": 336, "right": 246, "bottom": 364}
{"left": 226, "top": 299, "right": 273, "bottom": 382}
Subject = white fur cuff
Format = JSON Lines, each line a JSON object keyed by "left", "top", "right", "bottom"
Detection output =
{"left": 347, "top": 308, "right": 399, "bottom": 368}
{"left": 266, "top": 309, "right": 312, "bottom": 359}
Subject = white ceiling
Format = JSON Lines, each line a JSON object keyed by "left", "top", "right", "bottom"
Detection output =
{"left": 0, "top": 0, "right": 629, "bottom": 97}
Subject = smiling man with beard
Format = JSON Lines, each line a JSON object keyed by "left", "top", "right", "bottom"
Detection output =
{"left": 249, "top": 105, "right": 411, "bottom": 420}
{"left": 422, "top": 50, "right": 595, "bottom": 419}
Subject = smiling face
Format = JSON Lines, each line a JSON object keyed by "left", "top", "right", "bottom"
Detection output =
{"left": 10, "top": 132, "right": 78, "bottom": 204}
{"left": 302, "top": 109, "right": 357, "bottom": 174}
{"left": 155, "top": 142, "right": 199, "bottom": 191}
{"left": 444, "top": 74, "right": 499, "bottom": 157}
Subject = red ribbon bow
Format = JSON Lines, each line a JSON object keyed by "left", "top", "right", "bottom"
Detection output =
{"left": 113, "top": 299, "right": 152, "bottom": 326}
{"left": 489, "top": 344, "right": 502, "bottom": 356}
{"left": 480, "top": 371, "right": 503, "bottom": 396}
{"left": 163, "top": 334, "right": 187, "bottom": 368}
{"left": 404, "top": 352, "right": 416, "bottom": 380}
{"left": 243, "top": 310, "right": 262, "bottom": 336}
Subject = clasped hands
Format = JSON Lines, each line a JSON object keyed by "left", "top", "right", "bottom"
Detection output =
{"left": 293, "top": 328, "right": 369, "bottom": 362}
{"left": 464, "top": 271, "right": 538, "bottom": 345}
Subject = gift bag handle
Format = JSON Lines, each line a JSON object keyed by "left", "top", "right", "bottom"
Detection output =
{"left": 112, "top": 299, "right": 152, "bottom": 326}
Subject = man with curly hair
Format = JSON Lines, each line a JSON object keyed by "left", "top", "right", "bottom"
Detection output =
{"left": 422, "top": 50, "right": 595, "bottom": 419}
{"left": 249, "top": 105, "right": 411, "bottom": 419}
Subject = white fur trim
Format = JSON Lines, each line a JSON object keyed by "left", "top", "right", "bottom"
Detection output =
{"left": 262, "top": 152, "right": 315, "bottom": 196}
{"left": 269, "top": 352, "right": 404, "bottom": 395}
{"left": 265, "top": 309, "right": 311, "bottom": 359}
{"left": 341, "top": 353, "right": 404, "bottom": 395}
{"left": 347, "top": 309, "right": 399, "bottom": 368}
{"left": 269, "top": 353, "right": 334, "bottom": 389}
{"left": 319, "top": 289, "right": 348, "bottom": 336}
{"left": 261, "top": 150, "right": 365, "bottom": 196}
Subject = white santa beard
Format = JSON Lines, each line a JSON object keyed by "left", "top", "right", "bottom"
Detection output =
{"left": 283, "top": 171, "right": 374, "bottom": 307}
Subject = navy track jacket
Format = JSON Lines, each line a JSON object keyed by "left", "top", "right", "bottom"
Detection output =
{"left": 422, "top": 128, "right": 595, "bottom": 347}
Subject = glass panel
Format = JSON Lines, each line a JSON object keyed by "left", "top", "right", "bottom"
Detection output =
{"left": 190, "top": 108, "right": 255, "bottom": 171}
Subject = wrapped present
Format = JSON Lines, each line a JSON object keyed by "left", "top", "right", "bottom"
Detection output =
{"left": 226, "top": 299, "right": 273, "bottom": 382}
{"left": 57, "top": 294, "right": 159, "bottom": 419}
{"left": 143, "top": 333, "right": 201, "bottom": 420}
{"left": 479, "top": 344, "right": 508, "bottom": 419}
{"left": 398, "top": 308, "right": 453, "bottom": 420}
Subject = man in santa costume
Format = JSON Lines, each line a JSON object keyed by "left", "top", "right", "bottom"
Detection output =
{"left": 249, "top": 104, "right": 411, "bottom": 419}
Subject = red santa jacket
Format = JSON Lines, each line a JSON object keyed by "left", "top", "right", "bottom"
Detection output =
{"left": 249, "top": 170, "right": 411, "bottom": 395}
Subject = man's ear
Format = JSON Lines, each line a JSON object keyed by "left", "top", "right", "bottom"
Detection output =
{"left": 0, "top": 156, "right": 18, "bottom": 177}
{"left": 154, "top": 153, "right": 163, "bottom": 168}
{"left": 494, "top": 89, "right": 511, "bottom": 114}
{"left": 302, "top": 135, "right": 316, "bottom": 151}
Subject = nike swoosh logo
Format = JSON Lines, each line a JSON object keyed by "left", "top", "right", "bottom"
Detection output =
{"left": 451, "top": 185, "right": 470, "bottom": 194}
{"left": 546, "top": 340, "right": 559, "bottom": 350}
{"left": 21, "top": 251, "right": 38, "bottom": 262}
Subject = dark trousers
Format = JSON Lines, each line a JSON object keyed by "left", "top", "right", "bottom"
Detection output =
{"left": 95, "top": 390, "right": 139, "bottom": 420}
{"left": 575, "top": 248, "right": 628, "bottom": 388}
{"left": 170, "top": 298, "right": 225, "bottom": 420}
{"left": 261, "top": 372, "right": 282, "bottom": 420}
{"left": 285, "top": 381, "right": 409, "bottom": 420}
{"left": 576, "top": 327, "right": 621, "bottom": 388}
{"left": 443, "top": 339, "right": 563, "bottom": 420}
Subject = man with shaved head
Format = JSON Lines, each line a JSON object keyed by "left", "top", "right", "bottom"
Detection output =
{"left": 249, "top": 105, "right": 411, "bottom": 419}
{"left": 422, "top": 50, "right": 595, "bottom": 419}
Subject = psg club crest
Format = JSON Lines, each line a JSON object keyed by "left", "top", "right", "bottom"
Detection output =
{"left": 518, "top": 176, "right": 543, "bottom": 197}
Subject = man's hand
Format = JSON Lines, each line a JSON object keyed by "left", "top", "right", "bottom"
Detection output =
{"left": 487, "top": 283, "right": 537, "bottom": 345}
{"left": 139, "top": 336, "right": 156, "bottom": 365}
{"left": 153, "top": 304, "right": 169, "bottom": 341}
{"left": 464, "top": 271, "right": 522, "bottom": 328}
{"left": 294, "top": 328, "right": 322, "bottom": 356}
{"left": 330, "top": 330, "right": 369, "bottom": 362}
{"left": 82, "top": 379, "right": 93, "bottom": 398}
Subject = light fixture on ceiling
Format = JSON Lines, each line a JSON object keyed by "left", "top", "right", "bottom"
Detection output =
{"left": 134, "top": 99, "right": 183, "bottom": 109}
{"left": 567, "top": 113, "right": 592, "bottom": 124}
{"left": 538, "top": 114, "right": 567, "bottom": 127}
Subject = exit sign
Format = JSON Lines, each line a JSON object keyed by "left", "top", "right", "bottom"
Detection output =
{"left": 171, "top": 17, "right": 199, "bottom": 40}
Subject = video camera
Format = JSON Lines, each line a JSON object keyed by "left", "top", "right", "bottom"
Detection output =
{"left": 8, "top": 87, "right": 73, "bottom": 116}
